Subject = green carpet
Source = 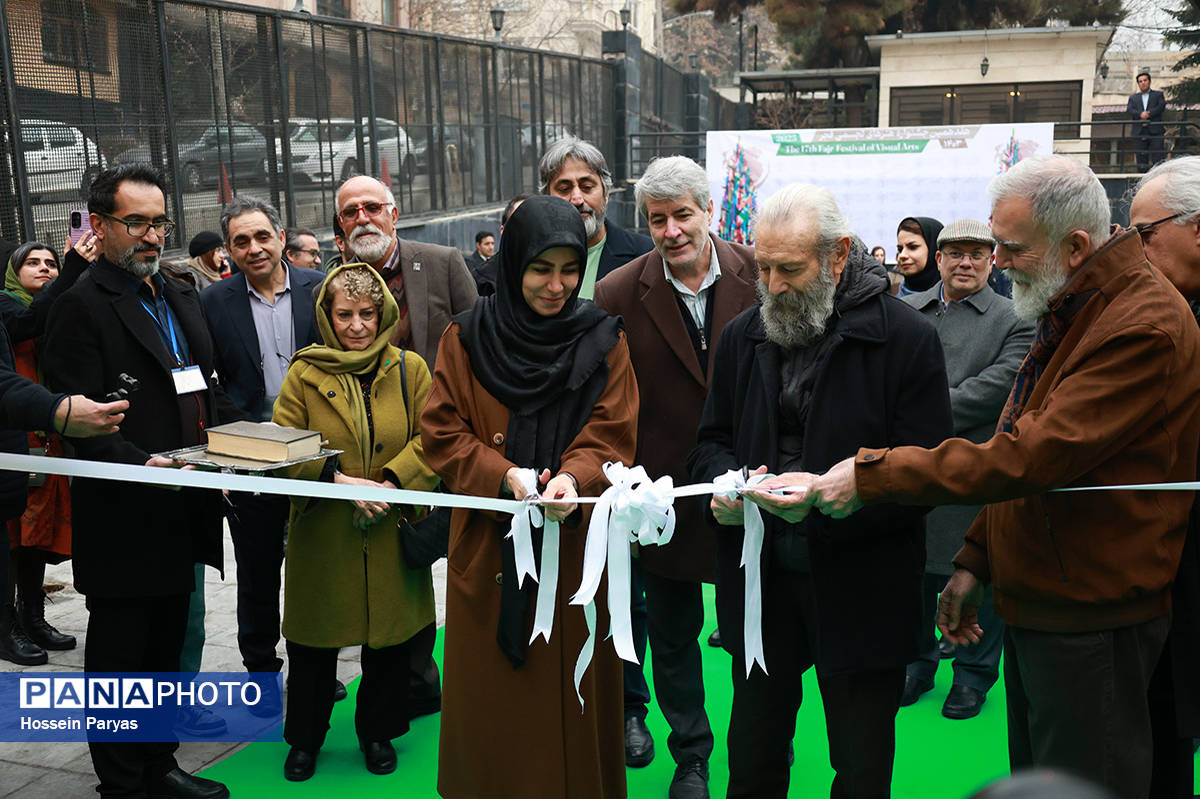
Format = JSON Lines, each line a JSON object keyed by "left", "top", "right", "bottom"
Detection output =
{"left": 197, "top": 584, "right": 1110, "bottom": 797}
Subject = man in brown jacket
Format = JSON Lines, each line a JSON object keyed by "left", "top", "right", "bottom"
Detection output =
{"left": 594, "top": 156, "right": 758, "bottom": 799}
{"left": 759, "top": 155, "right": 1200, "bottom": 799}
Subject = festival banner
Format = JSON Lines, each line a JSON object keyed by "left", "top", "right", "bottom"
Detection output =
{"left": 707, "top": 123, "right": 1054, "bottom": 251}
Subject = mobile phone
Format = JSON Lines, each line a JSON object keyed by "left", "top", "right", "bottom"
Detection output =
{"left": 68, "top": 209, "right": 92, "bottom": 246}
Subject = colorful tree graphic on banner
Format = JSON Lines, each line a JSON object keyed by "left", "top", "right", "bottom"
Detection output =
{"left": 719, "top": 141, "right": 757, "bottom": 244}
{"left": 998, "top": 129, "right": 1021, "bottom": 173}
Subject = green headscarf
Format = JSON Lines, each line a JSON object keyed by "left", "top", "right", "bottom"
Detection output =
{"left": 293, "top": 262, "right": 400, "bottom": 475}
{"left": 1, "top": 242, "right": 57, "bottom": 308}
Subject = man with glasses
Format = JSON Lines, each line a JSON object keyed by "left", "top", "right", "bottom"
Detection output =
{"left": 40, "top": 164, "right": 239, "bottom": 799}
{"left": 284, "top": 227, "right": 322, "bottom": 271}
{"left": 334, "top": 174, "right": 476, "bottom": 719}
{"left": 898, "top": 219, "right": 1033, "bottom": 720}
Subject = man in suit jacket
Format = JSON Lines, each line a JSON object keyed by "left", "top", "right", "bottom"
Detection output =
{"left": 335, "top": 173, "right": 477, "bottom": 716}
{"left": 41, "top": 164, "right": 234, "bottom": 799}
{"left": 595, "top": 156, "right": 758, "bottom": 799}
{"left": 1128, "top": 71, "right": 1167, "bottom": 172}
{"left": 899, "top": 219, "right": 1033, "bottom": 720}
{"left": 199, "top": 197, "right": 325, "bottom": 687}
{"left": 539, "top": 136, "right": 653, "bottom": 299}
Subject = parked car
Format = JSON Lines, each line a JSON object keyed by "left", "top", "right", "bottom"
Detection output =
{"left": 330, "top": 118, "right": 425, "bottom": 185}
{"left": 266, "top": 117, "right": 357, "bottom": 185}
{"left": 116, "top": 121, "right": 267, "bottom": 192}
{"left": 21, "top": 120, "right": 106, "bottom": 201}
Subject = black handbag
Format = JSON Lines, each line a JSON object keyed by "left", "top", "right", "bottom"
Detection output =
{"left": 396, "top": 351, "right": 450, "bottom": 568}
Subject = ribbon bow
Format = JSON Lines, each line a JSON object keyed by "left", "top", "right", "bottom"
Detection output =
{"left": 713, "top": 468, "right": 774, "bottom": 678}
{"left": 504, "top": 468, "right": 560, "bottom": 647}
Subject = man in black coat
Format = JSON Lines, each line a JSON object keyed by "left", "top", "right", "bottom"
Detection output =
{"left": 1128, "top": 71, "right": 1167, "bottom": 172}
{"left": 687, "top": 184, "right": 952, "bottom": 798}
{"left": 40, "top": 164, "right": 238, "bottom": 799}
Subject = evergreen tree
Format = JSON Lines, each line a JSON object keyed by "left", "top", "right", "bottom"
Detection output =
{"left": 1164, "top": 3, "right": 1200, "bottom": 106}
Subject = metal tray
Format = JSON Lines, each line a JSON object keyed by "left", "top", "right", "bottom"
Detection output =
{"left": 154, "top": 445, "right": 342, "bottom": 473}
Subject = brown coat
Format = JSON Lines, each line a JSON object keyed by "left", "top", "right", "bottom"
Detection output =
{"left": 594, "top": 234, "right": 758, "bottom": 582}
{"left": 420, "top": 324, "right": 639, "bottom": 799}
{"left": 857, "top": 230, "right": 1200, "bottom": 633}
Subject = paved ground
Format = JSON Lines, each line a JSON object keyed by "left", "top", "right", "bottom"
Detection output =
{"left": 0, "top": 525, "right": 449, "bottom": 798}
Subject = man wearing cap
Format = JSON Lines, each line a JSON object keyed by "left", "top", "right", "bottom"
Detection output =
{"left": 184, "top": 231, "right": 230, "bottom": 290}
{"left": 897, "top": 219, "right": 1033, "bottom": 719}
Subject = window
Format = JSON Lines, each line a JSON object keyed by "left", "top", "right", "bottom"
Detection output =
{"left": 40, "top": 1, "right": 110, "bottom": 72}
{"left": 21, "top": 128, "right": 45, "bottom": 152}
{"left": 892, "top": 81, "right": 1082, "bottom": 127}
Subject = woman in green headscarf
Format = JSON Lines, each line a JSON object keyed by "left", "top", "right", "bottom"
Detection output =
{"left": 271, "top": 262, "right": 439, "bottom": 782}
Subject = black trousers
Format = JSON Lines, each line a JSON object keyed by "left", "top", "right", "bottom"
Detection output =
{"left": 643, "top": 568, "right": 713, "bottom": 764}
{"left": 623, "top": 556, "right": 651, "bottom": 719}
{"left": 727, "top": 571, "right": 904, "bottom": 799}
{"left": 1005, "top": 617, "right": 1169, "bottom": 799}
{"left": 226, "top": 491, "right": 287, "bottom": 673}
{"left": 84, "top": 593, "right": 190, "bottom": 798}
{"left": 1148, "top": 636, "right": 1196, "bottom": 799}
{"left": 908, "top": 572, "right": 1003, "bottom": 693}
{"left": 1135, "top": 133, "right": 1166, "bottom": 172}
{"left": 284, "top": 638, "right": 412, "bottom": 751}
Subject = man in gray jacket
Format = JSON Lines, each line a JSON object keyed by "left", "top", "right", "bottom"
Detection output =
{"left": 899, "top": 218, "right": 1033, "bottom": 719}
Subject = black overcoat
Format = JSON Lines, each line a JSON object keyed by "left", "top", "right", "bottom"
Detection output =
{"left": 688, "top": 285, "right": 952, "bottom": 676}
{"left": 40, "top": 257, "right": 241, "bottom": 598}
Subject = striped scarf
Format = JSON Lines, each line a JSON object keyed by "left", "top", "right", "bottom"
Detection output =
{"left": 996, "top": 313, "right": 1070, "bottom": 434}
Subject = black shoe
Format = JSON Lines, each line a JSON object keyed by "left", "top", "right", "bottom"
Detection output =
{"left": 942, "top": 684, "right": 986, "bottom": 719}
{"left": 17, "top": 595, "right": 76, "bottom": 651}
{"left": 174, "top": 705, "right": 228, "bottom": 737}
{"left": 0, "top": 604, "right": 47, "bottom": 666}
{"left": 900, "top": 675, "right": 934, "bottom": 707}
{"left": 707, "top": 629, "right": 722, "bottom": 648}
{"left": 334, "top": 678, "right": 348, "bottom": 702}
{"left": 146, "top": 768, "right": 229, "bottom": 799}
{"left": 937, "top": 638, "right": 957, "bottom": 659}
{"left": 247, "top": 675, "right": 283, "bottom": 719}
{"left": 624, "top": 715, "right": 654, "bottom": 768}
{"left": 360, "top": 740, "right": 397, "bottom": 774}
{"left": 669, "top": 757, "right": 710, "bottom": 799}
{"left": 284, "top": 747, "right": 317, "bottom": 781}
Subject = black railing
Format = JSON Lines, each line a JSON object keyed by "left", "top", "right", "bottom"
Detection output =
{"left": 1053, "top": 119, "right": 1200, "bottom": 175}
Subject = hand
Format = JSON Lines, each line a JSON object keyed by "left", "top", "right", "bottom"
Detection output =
{"left": 58, "top": 395, "right": 127, "bottom": 437}
{"left": 1141, "top": 111, "right": 1150, "bottom": 119}
{"left": 541, "top": 469, "right": 578, "bottom": 523}
{"left": 72, "top": 231, "right": 99, "bottom": 262}
{"left": 334, "top": 472, "right": 391, "bottom": 522}
{"left": 936, "top": 569, "right": 985, "bottom": 645}
{"left": 810, "top": 457, "right": 864, "bottom": 519}
{"left": 144, "top": 455, "right": 193, "bottom": 491}
{"left": 746, "top": 471, "right": 817, "bottom": 523}
{"left": 709, "top": 465, "right": 767, "bottom": 526}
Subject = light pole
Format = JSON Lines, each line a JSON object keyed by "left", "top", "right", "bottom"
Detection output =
{"left": 490, "top": 6, "right": 505, "bottom": 42}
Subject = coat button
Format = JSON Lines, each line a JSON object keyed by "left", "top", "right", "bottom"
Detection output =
{"left": 375, "top": 443, "right": 383, "bottom": 453}
{"left": 327, "top": 390, "right": 336, "bottom": 398}
{"left": 492, "top": 433, "right": 504, "bottom": 446}
{"left": 863, "top": 453, "right": 875, "bottom": 461}
{"left": 495, "top": 572, "right": 503, "bottom": 585}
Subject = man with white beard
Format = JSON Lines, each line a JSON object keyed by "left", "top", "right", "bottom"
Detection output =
{"left": 687, "top": 183, "right": 952, "bottom": 798}
{"left": 788, "top": 155, "right": 1200, "bottom": 799}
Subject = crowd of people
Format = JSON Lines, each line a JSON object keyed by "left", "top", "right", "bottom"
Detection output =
{"left": 0, "top": 137, "right": 1198, "bottom": 799}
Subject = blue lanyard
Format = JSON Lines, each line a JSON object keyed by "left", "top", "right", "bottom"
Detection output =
{"left": 139, "top": 296, "right": 186, "bottom": 366}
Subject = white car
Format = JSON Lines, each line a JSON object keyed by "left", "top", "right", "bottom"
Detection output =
{"left": 21, "top": 119, "right": 106, "bottom": 200}
{"left": 331, "top": 118, "right": 423, "bottom": 184}
{"left": 267, "top": 118, "right": 356, "bottom": 185}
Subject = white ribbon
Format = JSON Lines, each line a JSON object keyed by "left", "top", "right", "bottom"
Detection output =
{"left": 504, "top": 468, "right": 560, "bottom": 646}
{"left": 570, "top": 462, "right": 677, "bottom": 707}
{"left": 713, "top": 469, "right": 774, "bottom": 679}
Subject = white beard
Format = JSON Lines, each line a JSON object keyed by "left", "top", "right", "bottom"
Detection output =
{"left": 1009, "top": 252, "right": 1068, "bottom": 321}
{"left": 757, "top": 258, "right": 837, "bottom": 350}
{"left": 349, "top": 223, "right": 392, "bottom": 263}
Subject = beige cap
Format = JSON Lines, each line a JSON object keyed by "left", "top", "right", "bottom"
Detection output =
{"left": 937, "top": 218, "right": 994, "bottom": 249}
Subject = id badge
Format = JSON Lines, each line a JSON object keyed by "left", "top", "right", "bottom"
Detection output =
{"left": 172, "top": 365, "right": 207, "bottom": 394}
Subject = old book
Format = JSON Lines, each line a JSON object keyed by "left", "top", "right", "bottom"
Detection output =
{"left": 205, "top": 421, "right": 321, "bottom": 463}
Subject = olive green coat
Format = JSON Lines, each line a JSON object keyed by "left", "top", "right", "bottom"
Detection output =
{"left": 272, "top": 345, "right": 440, "bottom": 649}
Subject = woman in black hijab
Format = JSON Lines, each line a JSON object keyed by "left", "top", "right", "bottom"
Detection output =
{"left": 895, "top": 216, "right": 944, "bottom": 297}
{"left": 420, "top": 195, "right": 638, "bottom": 799}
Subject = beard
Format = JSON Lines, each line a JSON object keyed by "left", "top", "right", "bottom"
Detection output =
{"left": 578, "top": 201, "right": 606, "bottom": 240}
{"left": 757, "top": 258, "right": 837, "bottom": 350}
{"left": 348, "top": 222, "right": 392, "bottom": 263}
{"left": 115, "top": 243, "right": 161, "bottom": 278}
{"left": 1009, "top": 251, "right": 1068, "bottom": 321}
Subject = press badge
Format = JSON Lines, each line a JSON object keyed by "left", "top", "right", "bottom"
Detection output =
{"left": 172, "top": 365, "right": 207, "bottom": 394}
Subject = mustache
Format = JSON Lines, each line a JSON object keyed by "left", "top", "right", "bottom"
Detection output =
{"left": 134, "top": 243, "right": 161, "bottom": 254}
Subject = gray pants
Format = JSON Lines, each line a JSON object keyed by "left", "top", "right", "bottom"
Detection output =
{"left": 1005, "top": 616, "right": 1169, "bottom": 799}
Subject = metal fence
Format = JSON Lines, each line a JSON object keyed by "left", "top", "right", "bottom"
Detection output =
{"left": 0, "top": 0, "right": 625, "bottom": 248}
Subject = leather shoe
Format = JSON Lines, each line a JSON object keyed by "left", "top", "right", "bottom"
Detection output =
{"left": 669, "top": 757, "right": 709, "bottom": 799}
{"left": 247, "top": 676, "right": 282, "bottom": 719}
{"left": 707, "top": 628, "right": 722, "bottom": 648}
{"left": 361, "top": 740, "right": 397, "bottom": 774}
{"left": 899, "top": 675, "right": 934, "bottom": 707}
{"left": 942, "top": 684, "right": 986, "bottom": 719}
{"left": 284, "top": 748, "right": 317, "bottom": 781}
{"left": 147, "top": 768, "right": 229, "bottom": 799}
{"left": 334, "top": 678, "right": 348, "bottom": 702}
{"left": 624, "top": 715, "right": 654, "bottom": 767}
{"left": 937, "top": 637, "right": 957, "bottom": 659}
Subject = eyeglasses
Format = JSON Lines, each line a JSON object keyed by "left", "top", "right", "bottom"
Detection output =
{"left": 1135, "top": 211, "right": 1193, "bottom": 243}
{"left": 289, "top": 248, "right": 321, "bottom": 259}
{"left": 941, "top": 249, "right": 991, "bottom": 263}
{"left": 337, "top": 202, "right": 393, "bottom": 222}
{"left": 99, "top": 212, "right": 175, "bottom": 237}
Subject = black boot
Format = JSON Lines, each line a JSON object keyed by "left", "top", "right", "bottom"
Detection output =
{"left": 16, "top": 556, "right": 75, "bottom": 651}
{"left": 0, "top": 602, "right": 47, "bottom": 665}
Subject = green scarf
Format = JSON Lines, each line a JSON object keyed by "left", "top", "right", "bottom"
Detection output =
{"left": 293, "top": 262, "right": 400, "bottom": 476}
{"left": 2, "top": 256, "right": 33, "bottom": 308}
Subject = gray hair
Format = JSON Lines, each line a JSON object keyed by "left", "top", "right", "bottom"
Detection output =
{"left": 538, "top": 136, "right": 613, "bottom": 197}
{"left": 1134, "top": 156, "right": 1200, "bottom": 225}
{"left": 634, "top": 156, "right": 711, "bottom": 218}
{"left": 754, "top": 183, "right": 852, "bottom": 258}
{"left": 988, "top": 156, "right": 1110, "bottom": 247}
{"left": 220, "top": 196, "right": 282, "bottom": 242}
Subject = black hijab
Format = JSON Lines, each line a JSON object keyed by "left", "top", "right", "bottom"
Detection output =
{"left": 456, "top": 194, "right": 623, "bottom": 666}
{"left": 898, "top": 216, "right": 944, "bottom": 293}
